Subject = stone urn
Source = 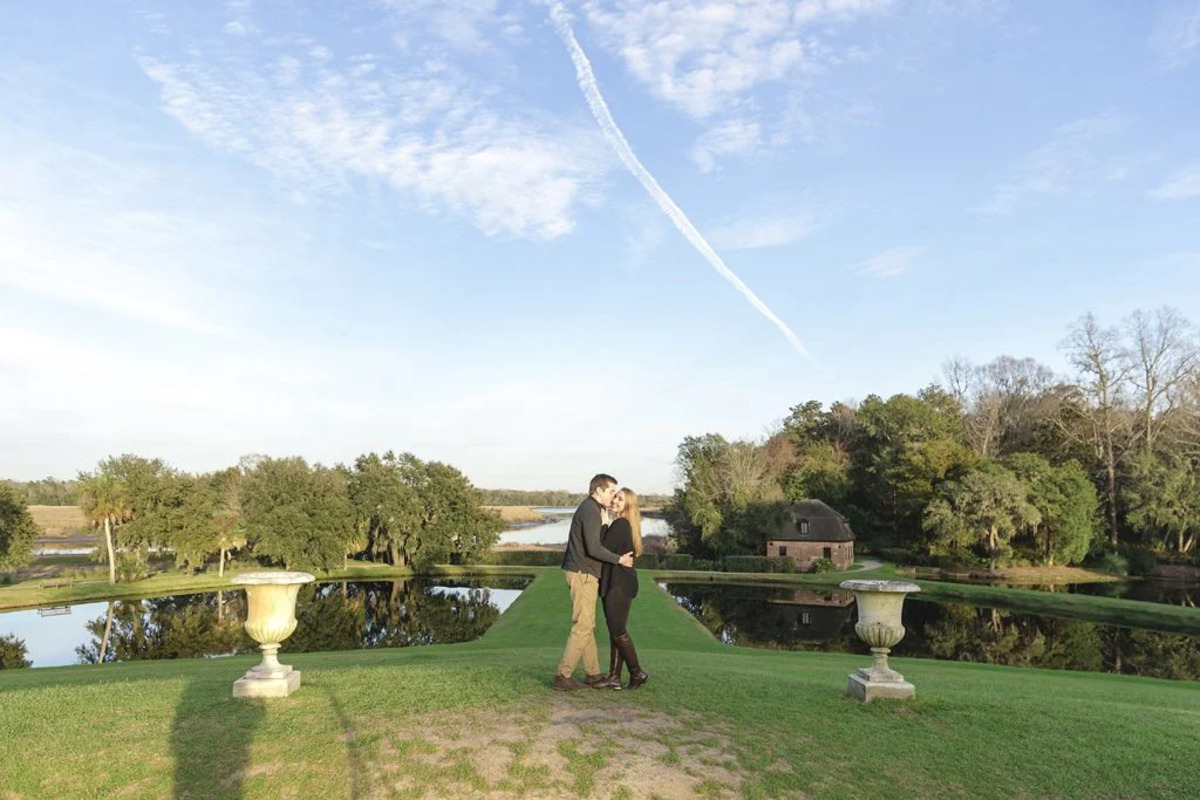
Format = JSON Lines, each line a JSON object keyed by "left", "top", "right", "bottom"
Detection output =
{"left": 839, "top": 579, "right": 920, "bottom": 702}
{"left": 231, "top": 571, "right": 315, "bottom": 698}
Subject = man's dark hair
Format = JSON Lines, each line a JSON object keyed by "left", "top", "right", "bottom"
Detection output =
{"left": 589, "top": 473, "right": 618, "bottom": 495}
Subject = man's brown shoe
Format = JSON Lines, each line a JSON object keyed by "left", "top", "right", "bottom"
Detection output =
{"left": 583, "top": 673, "right": 608, "bottom": 686}
{"left": 552, "top": 674, "right": 585, "bottom": 691}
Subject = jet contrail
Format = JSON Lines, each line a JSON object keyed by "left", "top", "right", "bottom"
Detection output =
{"left": 548, "top": 2, "right": 811, "bottom": 360}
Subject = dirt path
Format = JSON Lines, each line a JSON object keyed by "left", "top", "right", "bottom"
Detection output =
{"left": 350, "top": 697, "right": 760, "bottom": 798}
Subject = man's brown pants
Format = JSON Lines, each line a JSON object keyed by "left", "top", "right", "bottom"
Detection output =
{"left": 557, "top": 570, "right": 601, "bottom": 678}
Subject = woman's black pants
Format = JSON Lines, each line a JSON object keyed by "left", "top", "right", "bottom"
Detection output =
{"left": 602, "top": 590, "right": 632, "bottom": 638}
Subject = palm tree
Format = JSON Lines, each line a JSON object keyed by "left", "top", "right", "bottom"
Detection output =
{"left": 78, "top": 471, "right": 131, "bottom": 584}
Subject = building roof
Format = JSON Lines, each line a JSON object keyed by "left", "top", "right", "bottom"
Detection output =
{"left": 772, "top": 499, "right": 855, "bottom": 542}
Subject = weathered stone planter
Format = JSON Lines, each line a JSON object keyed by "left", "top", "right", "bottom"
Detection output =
{"left": 839, "top": 579, "right": 920, "bottom": 702}
{"left": 232, "top": 571, "right": 315, "bottom": 699}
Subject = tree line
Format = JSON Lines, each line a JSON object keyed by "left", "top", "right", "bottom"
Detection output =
{"left": 478, "top": 488, "right": 671, "bottom": 508}
{"left": 8, "top": 451, "right": 504, "bottom": 584}
{"left": 2, "top": 478, "right": 79, "bottom": 506}
{"left": 667, "top": 308, "right": 1200, "bottom": 571}
{"left": 2, "top": 481, "right": 675, "bottom": 511}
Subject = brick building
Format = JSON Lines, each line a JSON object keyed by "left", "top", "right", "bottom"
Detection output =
{"left": 766, "top": 499, "right": 855, "bottom": 571}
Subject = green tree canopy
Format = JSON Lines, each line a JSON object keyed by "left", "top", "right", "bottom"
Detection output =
{"left": 923, "top": 462, "right": 1041, "bottom": 568}
{"left": 240, "top": 457, "right": 356, "bottom": 571}
{"left": 0, "top": 483, "right": 39, "bottom": 570}
{"left": 348, "top": 452, "right": 501, "bottom": 569}
{"left": 1005, "top": 453, "right": 1099, "bottom": 566}
{"left": 1124, "top": 451, "right": 1200, "bottom": 555}
{"left": 666, "top": 435, "right": 788, "bottom": 559}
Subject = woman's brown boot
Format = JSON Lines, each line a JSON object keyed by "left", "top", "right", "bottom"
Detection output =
{"left": 614, "top": 633, "right": 649, "bottom": 689}
{"left": 594, "top": 639, "right": 623, "bottom": 689}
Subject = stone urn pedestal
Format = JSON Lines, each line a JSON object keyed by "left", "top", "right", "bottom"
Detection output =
{"left": 232, "top": 571, "right": 315, "bottom": 699}
{"left": 839, "top": 579, "right": 920, "bottom": 703}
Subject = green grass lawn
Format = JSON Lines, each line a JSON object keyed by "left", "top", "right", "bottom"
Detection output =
{"left": 2, "top": 570, "right": 1199, "bottom": 799}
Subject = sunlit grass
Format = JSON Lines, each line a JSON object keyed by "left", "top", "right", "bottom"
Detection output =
{"left": 3, "top": 570, "right": 1199, "bottom": 798}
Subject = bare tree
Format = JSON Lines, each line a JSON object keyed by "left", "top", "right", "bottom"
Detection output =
{"left": 943, "top": 355, "right": 1056, "bottom": 458}
{"left": 1059, "top": 313, "right": 1134, "bottom": 549}
{"left": 1123, "top": 307, "right": 1199, "bottom": 454}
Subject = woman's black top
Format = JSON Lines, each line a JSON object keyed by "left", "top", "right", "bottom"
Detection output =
{"left": 600, "top": 518, "right": 639, "bottom": 599}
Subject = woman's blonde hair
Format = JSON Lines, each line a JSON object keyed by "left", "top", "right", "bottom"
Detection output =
{"left": 619, "top": 488, "right": 643, "bottom": 556}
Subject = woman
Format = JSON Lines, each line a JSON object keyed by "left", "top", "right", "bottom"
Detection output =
{"left": 596, "top": 487, "right": 650, "bottom": 690}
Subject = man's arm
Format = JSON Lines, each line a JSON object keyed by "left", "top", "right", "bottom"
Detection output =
{"left": 581, "top": 503, "right": 633, "bottom": 567}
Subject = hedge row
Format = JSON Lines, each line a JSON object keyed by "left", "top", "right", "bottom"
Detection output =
{"left": 484, "top": 550, "right": 563, "bottom": 567}
{"left": 483, "top": 550, "right": 812, "bottom": 573}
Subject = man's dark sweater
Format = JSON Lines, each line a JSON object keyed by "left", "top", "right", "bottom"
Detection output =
{"left": 561, "top": 496, "right": 623, "bottom": 579}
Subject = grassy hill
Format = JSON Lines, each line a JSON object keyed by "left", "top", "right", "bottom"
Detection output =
{"left": 2, "top": 570, "right": 1198, "bottom": 798}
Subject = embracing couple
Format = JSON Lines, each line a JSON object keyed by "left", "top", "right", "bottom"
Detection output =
{"left": 553, "top": 473, "right": 650, "bottom": 691}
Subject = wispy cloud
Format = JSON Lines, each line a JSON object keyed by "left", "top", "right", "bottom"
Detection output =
{"left": 582, "top": 0, "right": 894, "bottom": 169}
{"left": 138, "top": 28, "right": 612, "bottom": 239}
{"left": 709, "top": 208, "right": 819, "bottom": 250}
{"left": 550, "top": 2, "right": 811, "bottom": 359}
{"left": 974, "top": 113, "right": 1132, "bottom": 215}
{"left": 223, "top": 0, "right": 257, "bottom": 37}
{"left": 583, "top": 0, "right": 891, "bottom": 119}
{"left": 854, "top": 246, "right": 919, "bottom": 279}
{"left": 383, "top": 0, "right": 525, "bottom": 54}
{"left": 1149, "top": 0, "right": 1200, "bottom": 70}
{"left": 1149, "top": 161, "right": 1200, "bottom": 200}
{"left": 690, "top": 119, "right": 763, "bottom": 172}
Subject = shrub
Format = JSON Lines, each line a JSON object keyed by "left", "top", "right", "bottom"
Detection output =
{"left": 660, "top": 554, "right": 693, "bottom": 570}
{"left": 723, "top": 555, "right": 771, "bottom": 573}
{"left": 0, "top": 634, "right": 31, "bottom": 669}
{"left": 691, "top": 558, "right": 715, "bottom": 572}
{"left": 811, "top": 557, "right": 835, "bottom": 573}
{"left": 485, "top": 550, "right": 563, "bottom": 567}
{"left": 634, "top": 553, "right": 660, "bottom": 569}
{"left": 115, "top": 553, "right": 149, "bottom": 583}
{"left": 0, "top": 573, "right": 12, "bottom": 586}
{"left": 1121, "top": 546, "right": 1158, "bottom": 576}
{"left": 1098, "top": 552, "right": 1129, "bottom": 577}
{"left": 878, "top": 547, "right": 920, "bottom": 566}
{"left": 767, "top": 556, "right": 795, "bottom": 573}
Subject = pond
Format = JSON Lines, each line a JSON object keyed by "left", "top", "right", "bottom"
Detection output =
{"left": 662, "top": 582, "right": 1200, "bottom": 682}
{"left": 499, "top": 513, "right": 670, "bottom": 546}
{"left": 1, "top": 578, "right": 528, "bottom": 668}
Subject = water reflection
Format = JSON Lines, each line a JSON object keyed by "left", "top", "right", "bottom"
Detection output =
{"left": 664, "top": 583, "right": 1200, "bottom": 682}
{"left": 0, "top": 579, "right": 527, "bottom": 668}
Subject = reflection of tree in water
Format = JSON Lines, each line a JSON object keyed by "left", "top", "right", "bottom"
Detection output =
{"left": 75, "top": 580, "right": 521, "bottom": 663}
{"left": 1104, "top": 627, "right": 1200, "bottom": 681}
{"left": 665, "top": 584, "right": 1200, "bottom": 681}
{"left": 921, "top": 604, "right": 1104, "bottom": 672}
{"left": 77, "top": 593, "right": 251, "bottom": 664}
{"left": 354, "top": 581, "right": 501, "bottom": 649}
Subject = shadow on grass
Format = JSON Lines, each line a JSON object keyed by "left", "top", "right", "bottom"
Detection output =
{"left": 324, "top": 685, "right": 369, "bottom": 799}
{"left": 170, "top": 674, "right": 264, "bottom": 799}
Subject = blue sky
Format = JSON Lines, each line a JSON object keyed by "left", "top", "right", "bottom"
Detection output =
{"left": 2, "top": 1, "right": 1198, "bottom": 493}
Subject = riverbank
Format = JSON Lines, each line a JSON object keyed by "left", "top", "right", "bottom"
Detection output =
{"left": 896, "top": 564, "right": 1122, "bottom": 584}
{"left": 483, "top": 505, "right": 548, "bottom": 524}
{"left": 2, "top": 570, "right": 1197, "bottom": 799}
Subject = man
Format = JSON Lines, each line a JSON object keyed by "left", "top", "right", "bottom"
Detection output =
{"left": 553, "top": 473, "right": 634, "bottom": 691}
